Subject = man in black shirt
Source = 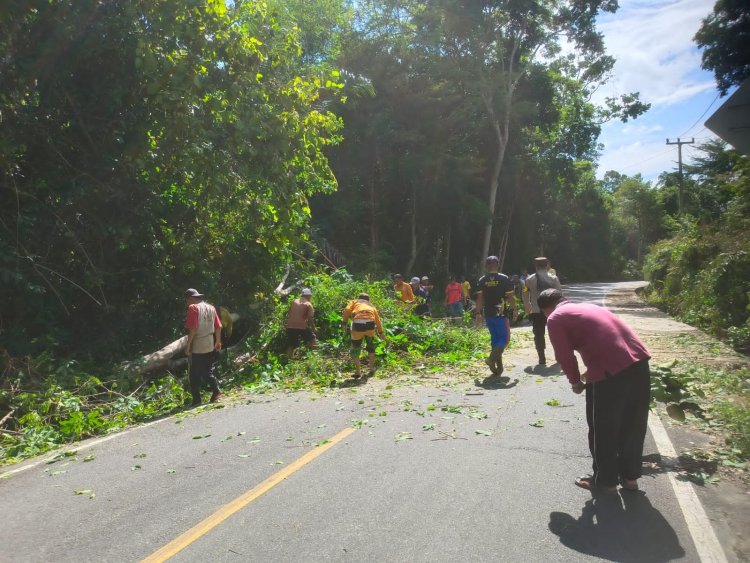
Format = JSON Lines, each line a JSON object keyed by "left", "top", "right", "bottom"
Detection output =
{"left": 475, "top": 256, "right": 518, "bottom": 375}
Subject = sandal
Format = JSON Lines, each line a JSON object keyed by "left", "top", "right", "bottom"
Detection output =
{"left": 575, "top": 476, "right": 617, "bottom": 493}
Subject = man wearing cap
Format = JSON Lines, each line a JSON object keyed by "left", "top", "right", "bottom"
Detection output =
{"left": 523, "top": 257, "right": 563, "bottom": 366}
{"left": 474, "top": 256, "right": 518, "bottom": 375}
{"left": 538, "top": 288, "right": 651, "bottom": 493}
{"left": 184, "top": 288, "right": 223, "bottom": 406}
{"left": 410, "top": 277, "right": 429, "bottom": 317}
{"left": 392, "top": 274, "right": 415, "bottom": 303}
{"left": 285, "top": 288, "right": 317, "bottom": 358}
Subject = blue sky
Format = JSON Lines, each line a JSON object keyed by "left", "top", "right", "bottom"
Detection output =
{"left": 594, "top": 0, "right": 722, "bottom": 182}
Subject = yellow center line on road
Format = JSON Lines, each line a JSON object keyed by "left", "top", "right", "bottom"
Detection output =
{"left": 142, "top": 426, "right": 357, "bottom": 563}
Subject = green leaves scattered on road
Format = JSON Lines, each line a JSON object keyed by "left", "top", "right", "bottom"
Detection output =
{"left": 74, "top": 489, "right": 95, "bottom": 499}
{"left": 83, "top": 455, "right": 95, "bottom": 462}
{"left": 131, "top": 465, "right": 142, "bottom": 471}
{"left": 475, "top": 429, "right": 492, "bottom": 436}
{"left": 545, "top": 399, "right": 561, "bottom": 407}
{"left": 395, "top": 432, "right": 413, "bottom": 442}
{"left": 192, "top": 434, "right": 211, "bottom": 440}
{"left": 422, "top": 424, "right": 435, "bottom": 431}
{"left": 529, "top": 419, "right": 545, "bottom": 428}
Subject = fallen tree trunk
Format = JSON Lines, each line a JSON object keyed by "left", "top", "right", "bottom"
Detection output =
{"left": 132, "top": 313, "right": 240, "bottom": 376}
{"left": 132, "top": 268, "right": 304, "bottom": 376}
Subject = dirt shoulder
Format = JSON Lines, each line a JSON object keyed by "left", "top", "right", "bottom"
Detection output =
{"left": 606, "top": 281, "right": 749, "bottom": 371}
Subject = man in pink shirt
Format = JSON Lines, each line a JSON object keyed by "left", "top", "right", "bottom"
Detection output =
{"left": 538, "top": 288, "right": 651, "bottom": 493}
{"left": 184, "top": 288, "right": 223, "bottom": 407}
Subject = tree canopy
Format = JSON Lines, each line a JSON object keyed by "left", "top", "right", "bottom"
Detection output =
{"left": 694, "top": 0, "right": 750, "bottom": 95}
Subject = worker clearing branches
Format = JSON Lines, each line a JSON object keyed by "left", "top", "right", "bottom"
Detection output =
{"left": 342, "top": 293, "right": 385, "bottom": 379}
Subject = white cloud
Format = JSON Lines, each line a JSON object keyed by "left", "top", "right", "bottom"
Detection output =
{"left": 595, "top": 0, "right": 715, "bottom": 108}
{"left": 621, "top": 123, "right": 664, "bottom": 135}
{"left": 594, "top": 0, "right": 719, "bottom": 179}
{"left": 596, "top": 139, "right": 673, "bottom": 180}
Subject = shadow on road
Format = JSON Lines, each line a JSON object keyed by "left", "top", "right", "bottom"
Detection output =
{"left": 549, "top": 492, "right": 685, "bottom": 562}
{"left": 473, "top": 375, "right": 519, "bottom": 390}
{"left": 523, "top": 363, "right": 562, "bottom": 377}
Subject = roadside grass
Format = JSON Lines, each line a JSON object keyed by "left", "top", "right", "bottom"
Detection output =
{"left": 1, "top": 271, "right": 496, "bottom": 467}
{"left": 651, "top": 359, "right": 750, "bottom": 472}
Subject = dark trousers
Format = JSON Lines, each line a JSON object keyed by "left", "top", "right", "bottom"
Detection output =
{"left": 189, "top": 352, "right": 220, "bottom": 404}
{"left": 529, "top": 312, "right": 547, "bottom": 362}
{"left": 585, "top": 359, "right": 650, "bottom": 487}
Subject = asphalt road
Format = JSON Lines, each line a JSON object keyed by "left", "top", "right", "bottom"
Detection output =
{"left": 0, "top": 283, "right": 718, "bottom": 562}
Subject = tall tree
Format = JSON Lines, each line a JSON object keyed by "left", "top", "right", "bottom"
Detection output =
{"left": 694, "top": 0, "right": 750, "bottom": 95}
{"left": 0, "top": 0, "right": 343, "bottom": 358}
{"left": 408, "top": 0, "right": 648, "bottom": 273}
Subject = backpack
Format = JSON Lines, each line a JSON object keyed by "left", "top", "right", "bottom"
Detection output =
{"left": 535, "top": 273, "right": 552, "bottom": 295}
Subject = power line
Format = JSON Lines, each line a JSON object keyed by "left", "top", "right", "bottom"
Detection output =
{"left": 678, "top": 94, "right": 720, "bottom": 138}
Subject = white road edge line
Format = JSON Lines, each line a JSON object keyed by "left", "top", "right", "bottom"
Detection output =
{"left": 648, "top": 413, "right": 728, "bottom": 563}
{"left": 604, "top": 283, "right": 728, "bottom": 563}
{"left": 0, "top": 416, "right": 173, "bottom": 478}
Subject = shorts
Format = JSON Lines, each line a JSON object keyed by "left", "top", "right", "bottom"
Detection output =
{"left": 447, "top": 301, "right": 464, "bottom": 317}
{"left": 286, "top": 328, "right": 316, "bottom": 347}
{"left": 485, "top": 315, "right": 510, "bottom": 348}
{"left": 351, "top": 325, "right": 377, "bottom": 353}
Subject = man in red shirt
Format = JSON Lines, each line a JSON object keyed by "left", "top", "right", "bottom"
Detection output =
{"left": 184, "top": 288, "right": 223, "bottom": 407}
{"left": 539, "top": 288, "right": 651, "bottom": 493}
{"left": 444, "top": 273, "right": 464, "bottom": 321}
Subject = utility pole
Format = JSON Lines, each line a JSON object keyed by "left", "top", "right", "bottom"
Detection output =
{"left": 666, "top": 137, "right": 694, "bottom": 214}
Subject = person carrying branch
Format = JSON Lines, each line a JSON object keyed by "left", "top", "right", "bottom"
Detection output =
{"left": 342, "top": 293, "right": 385, "bottom": 379}
{"left": 393, "top": 274, "right": 415, "bottom": 303}
{"left": 184, "top": 288, "right": 222, "bottom": 407}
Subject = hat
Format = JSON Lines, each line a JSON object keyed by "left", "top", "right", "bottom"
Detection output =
{"left": 410, "top": 276, "right": 421, "bottom": 284}
{"left": 534, "top": 256, "right": 549, "bottom": 267}
{"left": 301, "top": 288, "right": 313, "bottom": 296}
{"left": 394, "top": 274, "right": 403, "bottom": 280}
{"left": 184, "top": 288, "right": 204, "bottom": 298}
{"left": 421, "top": 276, "right": 430, "bottom": 282}
{"left": 485, "top": 255, "right": 499, "bottom": 264}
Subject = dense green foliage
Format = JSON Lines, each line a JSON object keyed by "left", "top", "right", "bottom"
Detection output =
{"left": 1, "top": 271, "right": 488, "bottom": 465}
{"left": 694, "top": 0, "right": 750, "bottom": 95}
{"left": 0, "top": 0, "right": 747, "bottom": 468}
{"left": 0, "top": 0, "right": 342, "bottom": 360}
{"left": 314, "top": 0, "right": 647, "bottom": 278}
{"left": 643, "top": 142, "right": 750, "bottom": 352}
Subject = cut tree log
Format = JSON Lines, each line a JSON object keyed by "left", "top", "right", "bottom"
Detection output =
{"left": 133, "top": 267, "right": 303, "bottom": 376}
{"left": 133, "top": 313, "right": 239, "bottom": 376}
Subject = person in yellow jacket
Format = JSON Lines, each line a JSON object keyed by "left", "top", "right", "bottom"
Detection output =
{"left": 392, "top": 274, "right": 415, "bottom": 303}
{"left": 342, "top": 293, "right": 385, "bottom": 378}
